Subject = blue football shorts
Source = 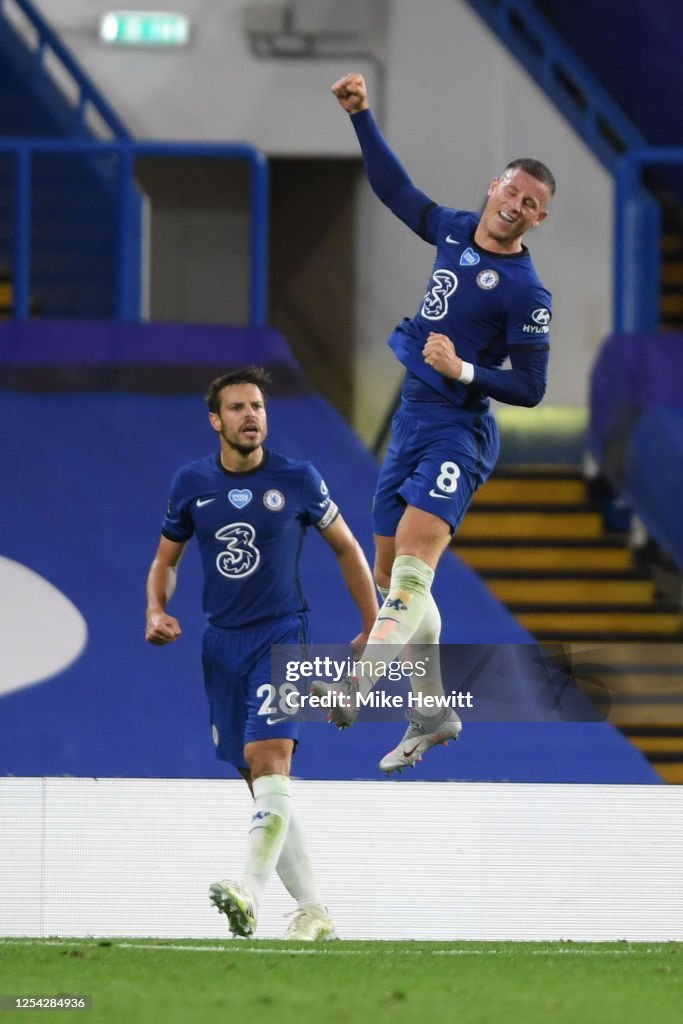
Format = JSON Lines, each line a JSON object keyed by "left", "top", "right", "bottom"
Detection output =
{"left": 373, "top": 403, "right": 500, "bottom": 536}
{"left": 201, "top": 612, "right": 309, "bottom": 769}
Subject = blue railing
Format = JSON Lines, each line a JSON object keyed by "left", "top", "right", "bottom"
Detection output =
{"left": 465, "top": 0, "right": 667, "bottom": 336}
{"left": 465, "top": 0, "right": 645, "bottom": 169}
{"left": 0, "top": 0, "right": 130, "bottom": 139}
{"left": 614, "top": 148, "right": 683, "bottom": 333}
{"left": 2, "top": 139, "right": 270, "bottom": 325}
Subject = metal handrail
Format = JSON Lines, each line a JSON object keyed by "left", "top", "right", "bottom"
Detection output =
{"left": 1, "top": 139, "right": 270, "bottom": 326}
{"left": 465, "top": 0, "right": 645, "bottom": 171}
{"left": 465, "top": 0, "right": 683, "bottom": 338}
{"left": 0, "top": 0, "right": 130, "bottom": 138}
{"left": 614, "top": 147, "right": 683, "bottom": 333}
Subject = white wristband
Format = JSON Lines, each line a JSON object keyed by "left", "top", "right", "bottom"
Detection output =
{"left": 458, "top": 361, "right": 475, "bottom": 385}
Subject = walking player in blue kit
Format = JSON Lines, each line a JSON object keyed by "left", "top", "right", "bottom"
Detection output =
{"left": 145, "top": 367, "right": 378, "bottom": 939}
{"left": 316, "top": 72, "right": 555, "bottom": 773}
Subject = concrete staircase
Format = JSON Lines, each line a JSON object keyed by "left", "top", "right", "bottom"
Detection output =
{"left": 661, "top": 228, "right": 683, "bottom": 332}
{"left": 454, "top": 465, "right": 683, "bottom": 782}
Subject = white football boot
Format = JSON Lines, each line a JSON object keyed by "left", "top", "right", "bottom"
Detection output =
{"left": 209, "top": 880, "right": 256, "bottom": 938}
{"left": 379, "top": 710, "right": 462, "bottom": 775}
{"left": 309, "top": 677, "right": 360, "bottom": 729}
{"left": 285, "top": 906, "right": 337, "bottom": 941}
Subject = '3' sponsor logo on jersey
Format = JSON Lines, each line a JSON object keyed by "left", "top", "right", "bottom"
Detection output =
{"left": 215, "top": 523, "right": 260, "bottom": 579}
{"left": 421, "top": 269, "right": 458, "bottom": 320}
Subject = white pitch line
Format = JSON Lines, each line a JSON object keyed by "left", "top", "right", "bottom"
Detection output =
{"left": 0, "top": 939, "right": 673, "bottom": 956}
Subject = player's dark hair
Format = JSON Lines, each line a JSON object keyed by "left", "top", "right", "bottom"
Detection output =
{"left": 206, "top": 366, "right": 271, "bottom": 413}
{"left": 505, "top": 158, "right": 556, "bottom": 197}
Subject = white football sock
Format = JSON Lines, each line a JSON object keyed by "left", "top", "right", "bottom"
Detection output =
{"left": 276, "top": 806, "right": 325, "bottom": 910}
{"left": 409, "top": 592, "right": 447, "bottom": 716}
{"left": 243, "top": 774, "right": 291, "bottom": 911}
{"left": 411, "top": 590, "right": 441, "bottom": 646}
{"left": 357, "top": 555, "right": 434, "bottom": 695}
{"left": 379, "top": 581, "right": 444, "bottom": 697}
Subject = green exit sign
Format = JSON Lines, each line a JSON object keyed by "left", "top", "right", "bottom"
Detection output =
{"left": 100, "top": 11, "right": 190, "bottom": 46}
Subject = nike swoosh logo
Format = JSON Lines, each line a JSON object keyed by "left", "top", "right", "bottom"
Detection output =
{"left": 445, "top": 234, "right": 460, "bottom": 244}
{"left": 428, "top": 489, "right": 450, "bottom": 499}
{"left": 403, "top": 742, "right": 422, "bottom": 758}
{"left": 196, "top": 497, "right": 216, "bottom": 507}
{"left": 266, "top": 716, "right": 289, "bottom": 725}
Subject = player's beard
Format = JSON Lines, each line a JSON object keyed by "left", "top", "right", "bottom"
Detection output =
{"left": 222, "top": 424, "right": 267, "bottom": 457}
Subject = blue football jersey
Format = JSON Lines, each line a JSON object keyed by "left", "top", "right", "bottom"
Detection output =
{"left": 161, "top": 450, "right": 338, "bottom": 629}
{"left": 391, "top": 210, "right": 552, "bottom": 413}
{"left": 350, "top": 109, "right": 552, "bottom": 414}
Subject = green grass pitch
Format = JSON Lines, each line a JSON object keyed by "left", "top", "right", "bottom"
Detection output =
{"left": 1, "top": 938, "right": 681, "bottom": 1024}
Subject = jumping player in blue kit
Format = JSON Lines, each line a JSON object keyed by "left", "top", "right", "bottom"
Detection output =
{"left": 315, "top": 72, "right": 555, "bottom": 774}
{"left": 145, "top": 367, "right": 378, "bottom": 940}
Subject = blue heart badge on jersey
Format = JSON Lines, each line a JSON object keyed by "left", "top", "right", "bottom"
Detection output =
{"left": 460, "top": 247, "right": 480, "bottom": 267}
{"left": 228, "top": 488, "right": 253, "bottom": 509}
